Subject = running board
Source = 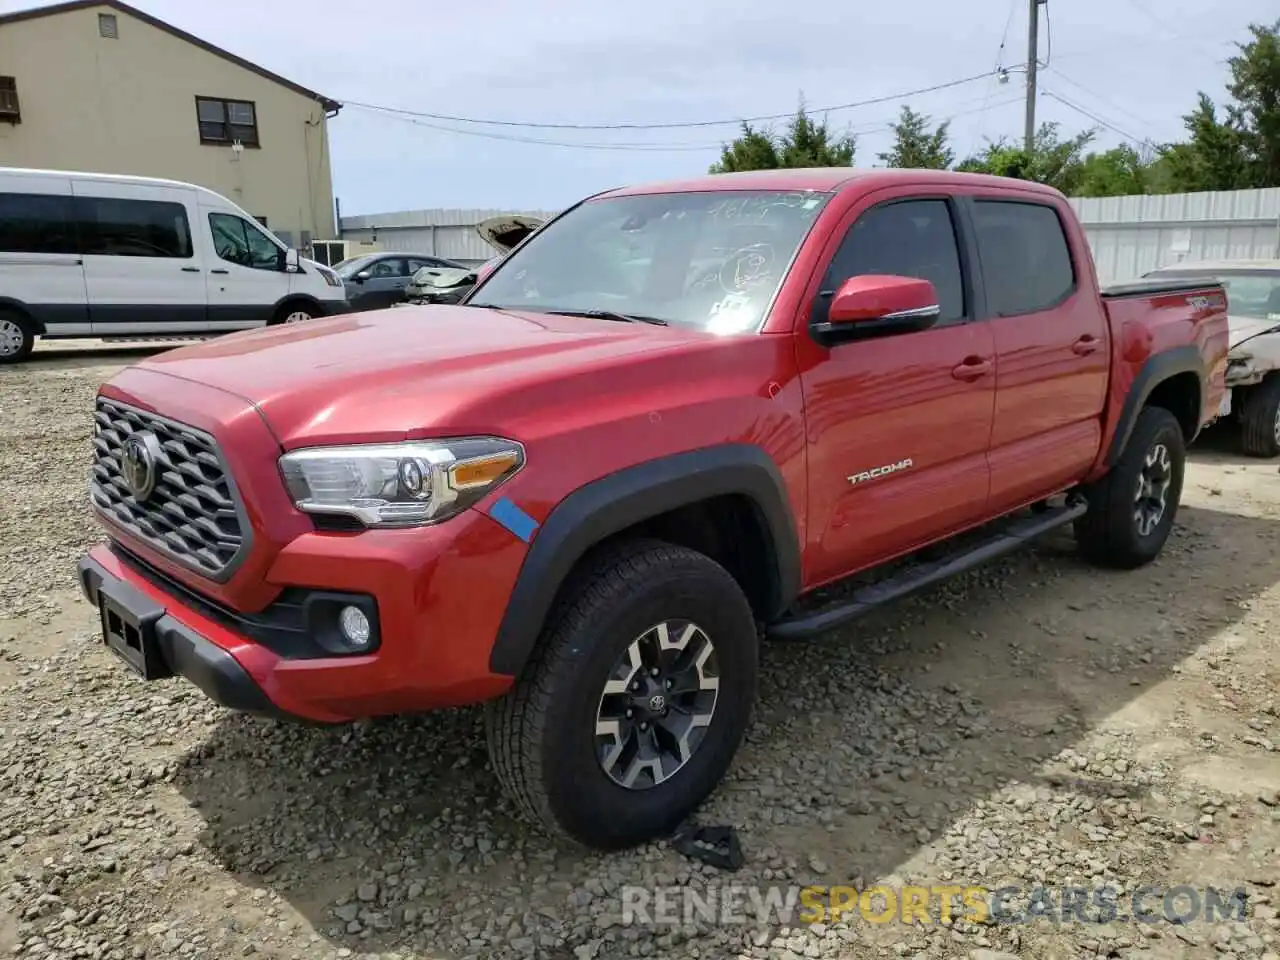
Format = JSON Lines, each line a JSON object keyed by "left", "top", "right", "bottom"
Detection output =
{"left": 99, "top": 335, "right": 214, "bottom": 344}
{"left": 765, "top": 499, "right": 1088, "bottom": 641}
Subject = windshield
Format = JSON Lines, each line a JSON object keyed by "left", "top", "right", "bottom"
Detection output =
{"left": 1150, "top": 269, "right": 1280, "bottom": 320}
{"left": 469, "top": 189, "right": 833, "bottom": 333}
{"left": 335, "top": 255, "right": 378, "bottom": 279}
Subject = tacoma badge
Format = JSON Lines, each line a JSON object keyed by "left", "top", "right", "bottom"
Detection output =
{"left": 847, "top": 458, "right": 913, "bottom": 485}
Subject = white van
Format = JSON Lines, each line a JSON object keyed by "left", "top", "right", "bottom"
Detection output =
{"left": 0, "top": 167, "right": 351, "bottom": 363}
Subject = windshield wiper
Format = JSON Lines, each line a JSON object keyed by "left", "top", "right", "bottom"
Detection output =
{"left": 544, "top": 308, "right": 668, "bottom": 326}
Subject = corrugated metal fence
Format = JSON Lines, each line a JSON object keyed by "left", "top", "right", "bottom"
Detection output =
{"left": 339, "top": 189, "right": 1280, "bottom": 281}
{"left": 339, "top": 208, "right": 560, "bottom": 266}
{"left": 1069, "top": 188, "right": 1280, "bottom": 285}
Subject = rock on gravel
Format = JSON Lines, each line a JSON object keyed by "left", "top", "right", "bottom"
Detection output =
{"left": 2, "top": 347, "right": 1279, "bottom": 959}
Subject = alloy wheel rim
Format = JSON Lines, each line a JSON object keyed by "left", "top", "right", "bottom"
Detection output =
{"left": 1273, "top": 403, "right": 1280, "bottom": 449}
{"left": 0, "top": 319, "right": 25, "bottom": 357}
{"left": 284, "top": 311, "right": 312, "bottom": 324}
{"left": 1133, "top": 442, "right": 1173, "bottom": 537}
{"left": 594, "top": 620, "right": 720, "bottom": 790}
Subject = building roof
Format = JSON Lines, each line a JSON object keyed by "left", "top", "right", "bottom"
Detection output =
{"left": 0, "top": 0, "right": 341, "bottom": 113}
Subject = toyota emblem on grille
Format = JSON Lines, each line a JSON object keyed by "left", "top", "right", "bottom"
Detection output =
{"left": 121, "top": 432, "right": 161, "bottom": 501}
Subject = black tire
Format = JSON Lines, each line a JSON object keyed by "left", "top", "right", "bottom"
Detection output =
{"left": 1074, "top": 405, "right": 1185, "bottom": 569}
{"left": 271, "top": 302, "right": 316, "bottom": 325}
{"left": 485, "top": 539, "right": 758, "bottom": 850}
{"left": 0, "top": 309, "right": 35, "bottom": 364}
{"left": 1239, "top": 377, "right": 1280, "bottom": 458}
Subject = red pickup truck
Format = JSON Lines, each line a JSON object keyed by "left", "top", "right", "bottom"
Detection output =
{"left": 78, "top": 169, "right": 1229, "bottom": 851}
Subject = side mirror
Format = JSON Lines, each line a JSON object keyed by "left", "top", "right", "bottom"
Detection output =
{"left": 354, "top": 270, "right": 371, "bottom": 283}
{"left": 813, "top": 275, "right": 941, "bottom": 342}
{"left": 284, "top": 248, "right": 300, "bottom": 273}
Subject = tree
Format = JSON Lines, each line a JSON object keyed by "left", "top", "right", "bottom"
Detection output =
{"left": 1075, "top": 145, "right": 1153, "bottom": 197}
{"left": 708, "top": 122, "right": 782, "bottom": 172}
{"left": 877, "top": 106, "right": 954, "bottom": 169}
{"left": 710, "top": 100, "right": 855, "bottom": 173}
{"left": 1158, "top": 93, "right": 1252, "bottom": 192}
{"left": 957, "top": 122, "right": 1096, "bottom": 193}
{"left": 1157, "top": 20, "right": 1280, "bottom": 191}
{"left": 1223, "top": 19, "right": 1280, "bottom": 186}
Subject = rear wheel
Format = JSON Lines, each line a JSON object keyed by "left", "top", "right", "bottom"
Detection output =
{"left": 1074, "top": 405, "right": 1186, "bottom": 569}
{"left": 0, "top": 310, "right": 35, "bottom": 364}
{"left": 485, "top": 539, "right": 758, "bottom": 849}
{"left": 1239, "top": 376, "right": 1280, "bottom": 458}
{"left": 272, "top": 303, "right": 316, "bottom": 325}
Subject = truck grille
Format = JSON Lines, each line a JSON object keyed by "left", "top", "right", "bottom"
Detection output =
{"left": 90, "top": 397, "right": 249, "bottom": 580}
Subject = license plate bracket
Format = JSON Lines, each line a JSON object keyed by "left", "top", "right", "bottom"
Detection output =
{"left": 95, "top": 578, "right": 169, "bottom": 680}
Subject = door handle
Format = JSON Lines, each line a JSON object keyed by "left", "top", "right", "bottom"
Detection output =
{"left": 951, "top": 357, "right": 992, "bottom": 381}
{"left": 210, "top": 268, "right": 230, "bottom": 275}
{"left": 1072, "top": 334, "right": 1101, "bottom": 355}
{"left": 181, "top": 266, "right": 200, "bottom": 272}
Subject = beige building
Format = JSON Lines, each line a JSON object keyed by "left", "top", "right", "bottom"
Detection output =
{"left": 0, "top": 0, "right": 340, "bottom": 248}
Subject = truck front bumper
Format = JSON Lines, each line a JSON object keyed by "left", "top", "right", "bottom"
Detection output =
{"left": 76, "top": 507, "right": 529, "bottom": 723}
{"left": 78, "top": 551, "right": 293, "bottom": 720}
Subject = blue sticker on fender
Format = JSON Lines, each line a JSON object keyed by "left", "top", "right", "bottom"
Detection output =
{"left": 488, "top": 497, "right": 540, "bottom": 543}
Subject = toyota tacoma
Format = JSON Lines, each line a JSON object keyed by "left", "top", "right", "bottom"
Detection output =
{"left": 77, "top": 169, "right": 1229, "bottom": 850}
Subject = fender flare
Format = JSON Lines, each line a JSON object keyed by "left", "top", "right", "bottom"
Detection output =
{"left": 1105, "top": 344, "right": 1204, "bottom": 467}
{"left": 487, "top": 444, "right": 802, "bottom": 676}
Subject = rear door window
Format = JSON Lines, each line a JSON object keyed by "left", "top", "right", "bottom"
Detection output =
{"left": 971, "top": 200, "right": 1075, "bottom": 316}
{"left": 75, "top": 197, "right": 193, "bottom": 258}
{"left": 0, "top": 192, "right": 77, "bottom": 254}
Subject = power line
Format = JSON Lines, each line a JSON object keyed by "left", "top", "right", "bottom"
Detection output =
{"left": 1042, "top": 0, "right": 1053, "bottom": 67}
{"left": 1044, "top": 66, "right": 1164, "bottom": 136}
{"left": 1122, "top": 0, "right": 1200, "bottom": 44}
{"left": 340, "top": 71, "right": 998, "bottom": 132}
{"left": 350, "top": 95, "right": 1026, "bottom": 153}
{"left": 975, "top": 0, "right": 1021, "bottom": 143}
{"left": 1042, "top": 89, "right": 1151, "bottom": 146}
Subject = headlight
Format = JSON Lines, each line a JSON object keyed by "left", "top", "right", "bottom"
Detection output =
{"left": 279, "top": 437, "right": 525, "bottom": 528}
{"left": 317, "top": 266, "right": 342, "bottom": 288}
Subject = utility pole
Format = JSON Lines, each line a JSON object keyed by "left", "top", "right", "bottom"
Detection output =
{"left": 1024, "top": 0, "right": 1043, "bottom": 155}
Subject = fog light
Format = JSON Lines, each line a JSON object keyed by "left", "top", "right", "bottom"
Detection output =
{"left": 338, "top": 605, "right": 372, "bottom": 648}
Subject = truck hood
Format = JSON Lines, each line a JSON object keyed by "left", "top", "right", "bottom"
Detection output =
{"left": 135, "top": 305, "right": 710, "bottom": 446}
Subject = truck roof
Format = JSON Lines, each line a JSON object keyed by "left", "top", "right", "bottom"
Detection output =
{"left": 601, "top": 167, "right": 1068, "bottom": 199}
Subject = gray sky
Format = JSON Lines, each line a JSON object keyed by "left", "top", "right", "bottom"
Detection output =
{"left": 4, "top": 0, "right": 1276, "bottom": 216}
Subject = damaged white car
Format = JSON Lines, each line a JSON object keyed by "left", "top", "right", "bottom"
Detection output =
{"left": 1144, "top": 259, "right": 1280, "bottom": 457}
{"left": 399, "top": 214, "right": 545, "bottom": 306}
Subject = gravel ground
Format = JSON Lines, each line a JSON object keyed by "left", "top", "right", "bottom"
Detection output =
{"left": 2, "top": 341, "right": 1280, "bottom": 960}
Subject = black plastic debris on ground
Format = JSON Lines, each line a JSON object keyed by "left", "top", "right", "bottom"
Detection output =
{"left": 671, "top": 823, "right": 745, "bottom": 871}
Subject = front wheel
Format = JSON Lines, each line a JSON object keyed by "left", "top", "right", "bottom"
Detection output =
{"left": 1074, "top": 405, "right": 1186, "bottom": 569}
{"left": 485, "top": 539, "right": 758, "bottom": 849}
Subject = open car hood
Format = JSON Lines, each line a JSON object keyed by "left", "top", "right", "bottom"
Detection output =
{"left": 475, "top": 214, "right": 545, "bottom": 254}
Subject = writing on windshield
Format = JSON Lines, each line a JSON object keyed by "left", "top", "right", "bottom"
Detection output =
{"left": 469, "top": 189, "right": 832, "bottom": 333}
